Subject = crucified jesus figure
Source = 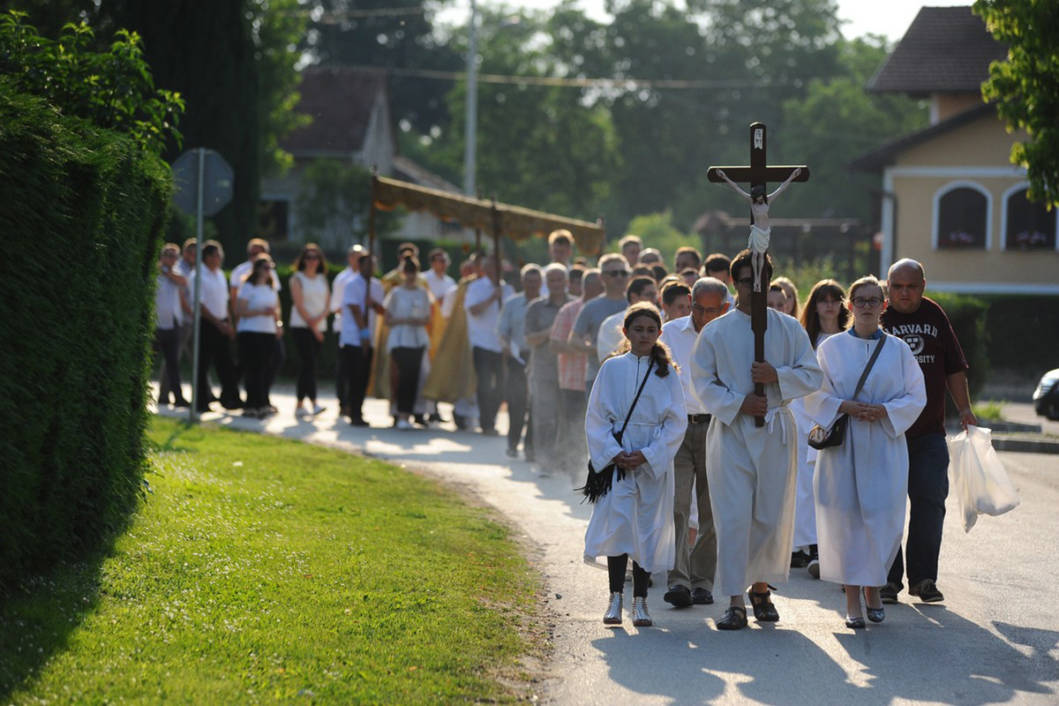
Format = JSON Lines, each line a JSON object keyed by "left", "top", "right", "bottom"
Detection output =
{"left": 715, "top": 167, "right": 802, "bottom": 292}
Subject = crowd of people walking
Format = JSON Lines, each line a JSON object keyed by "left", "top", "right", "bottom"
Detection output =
{"left": 153, "top": 229, "right": 978, "bottom": 630}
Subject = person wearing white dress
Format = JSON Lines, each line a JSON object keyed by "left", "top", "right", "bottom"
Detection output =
{"left": 691, "top": 249, "right": 823, "bottom": 630}
{"left": 584, "top": 303, "right": 687, "bottom": 628}
{"left": 791, "top": 279, "right": 851, "bottom": 575}
{"left": 804, "top": 275, "right": 926, "bottom": 628}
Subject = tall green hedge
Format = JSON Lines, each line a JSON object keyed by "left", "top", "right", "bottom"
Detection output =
{"left": 0, "top": 87, "right": 170, "bottom": 590}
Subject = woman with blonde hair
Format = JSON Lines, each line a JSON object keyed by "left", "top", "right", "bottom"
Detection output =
{"left": 584, "top": 302, "right": 687, "bottom": 628}
{"left": 772, "top": 276, "right": 800, "bottom": 318}
{"left": 805, "top": 275, "right": 926, "bottom": 627}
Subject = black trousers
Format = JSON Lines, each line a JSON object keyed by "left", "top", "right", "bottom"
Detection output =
{"left": 292, "top": 327, "right": 321, "bottom": 402}
{"left": 391, "top": 346, "right": 425, "bottom": 415}
{"left": 197, "top": 320, "right": 240, "bottom": 409}
{"left": 505, "top": 357, "right": 530, "bottom": 452}
{"left": 266, "top": 336, "right": 285, "bottom": 400}
{"left": 888, "top": 432, "right": 950, "bottom": 587}
{"left": 473, "top": 346, "right": 503, "bottom": 432}
{"left": 238, "top": 331, "right": 275, "bottom": 410}
{"left": 155, "top": 327, "right": 185, "bottom": 403}
{"left": 340, "top": 344, "right": 373, "bottom": 421}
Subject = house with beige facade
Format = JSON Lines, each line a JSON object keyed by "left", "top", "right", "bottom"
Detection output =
{"left": 853, "top": 6, "right": 1058, "bottom": 294}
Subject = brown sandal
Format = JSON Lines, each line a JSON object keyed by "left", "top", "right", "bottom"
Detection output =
{"left": 747, "top": 589, "right": 779, "bottom": 622}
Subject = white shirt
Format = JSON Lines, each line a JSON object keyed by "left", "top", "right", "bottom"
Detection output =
{"left": 236, "top": 282, "right": 278, "bottom": 334}
{"left": 190, "top": 267, "right": 229, "bottom": 320}
{"left": 330, "top": 266, "right": 356, "bottom": 332}
{"left": 339, "top": 273, "right": 385, "bottom": 347}
{"left": 289, "top": 271, "right": 329, "bottom": 332}
{"left": 383, "top": 286, "right": 431, "bottom": 351}
{"left": 464, "top": 277, "right": 512, "bottom": 353}
{"left": 230, "top": 260, "right": 281, "bottom": 291}
{"left": 659, "top": 315, "right": 707, "bottom": 415}
{"left": 425, "top": 269, "right": 457, "bottom": 303}
{"left": 156, "top": 272, "right": 183, "bottom": 329}
{"left": 595, "top": 309, "right": 627, "bottom": 364}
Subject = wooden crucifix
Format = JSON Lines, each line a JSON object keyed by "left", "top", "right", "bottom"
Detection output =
{"left": 707, "top": 122, "right": 809, "bottom": 427}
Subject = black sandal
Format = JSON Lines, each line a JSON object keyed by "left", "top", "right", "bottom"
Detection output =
{"left": 747, "top": 589, "right": 780, "bottom": 622}
{"left": 716, "top": 606, "right": 748, "bottom": 630}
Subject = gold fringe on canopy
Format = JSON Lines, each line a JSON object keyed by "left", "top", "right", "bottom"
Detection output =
{"left": 372, "top": 176, "right": 605, "bottom": 255}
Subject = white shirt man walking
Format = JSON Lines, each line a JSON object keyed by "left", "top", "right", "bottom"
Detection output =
{"left": 659, "top": 277, "right": 730, "bottom": 608}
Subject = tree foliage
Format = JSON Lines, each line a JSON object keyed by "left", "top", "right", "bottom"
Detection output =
{"left": 780, "top": 36, "right": 928, "bottom": 220}
{"left": 296, "top": 159, "right": 402, "bottom": 244}
{"left": 975, "top": 0, "right": 1059, "bottom": 207}
{"left": 301, "top": 0, "right": 460, "bottom": 134}
{"left": 0, "top": 11, "right": 183, "bottom": 154}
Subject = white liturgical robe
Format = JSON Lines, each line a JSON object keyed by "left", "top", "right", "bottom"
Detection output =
{"left": 691, "top": 308, "right": 823, "bottom": 596}
{"left": 804, "top": 330, "right": 926, "bottom": 587}
{"left": 584, "top": 353, "right": 687, "bottom": 573}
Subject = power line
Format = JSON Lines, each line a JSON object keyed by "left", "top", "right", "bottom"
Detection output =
{"left": 349, "top": 64, "right": 774, "bottom": 90}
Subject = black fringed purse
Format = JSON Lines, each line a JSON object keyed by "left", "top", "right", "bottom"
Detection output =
{"left": 578, "top": 359, "right": 654, "bottom": 503}
{"left": 808, "top": 335, "right": 886, "bottom": 450}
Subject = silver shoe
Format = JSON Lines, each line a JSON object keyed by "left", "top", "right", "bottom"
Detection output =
{"left": 603, "top": 592, "right": 623, "bottom": 624}
{"left": 632, "top": 596, "right": 652, "bottom": 627}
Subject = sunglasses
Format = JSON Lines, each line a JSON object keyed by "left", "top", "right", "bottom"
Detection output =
{"left": 604, "top": 269, "right": 630, "bottom": 278}
{"left": 851, "top": 297, "right": 884, "bottom": 308}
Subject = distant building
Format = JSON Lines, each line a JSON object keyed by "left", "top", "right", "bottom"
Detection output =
{"left": 852, "top": 6, "right": 1058, "bottom": 294}
{"left": 258, "top": 65, "right": 471, "bottom": 248}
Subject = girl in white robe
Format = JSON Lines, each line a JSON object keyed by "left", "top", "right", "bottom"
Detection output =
{"left": 792, "top": 280, "right": 851, "bottom": 574}
{"left": 805, "top": 276, "right": 926, "bottom": 628}
{"left": 584, "top": 303, "right": 687, "bottom": 628}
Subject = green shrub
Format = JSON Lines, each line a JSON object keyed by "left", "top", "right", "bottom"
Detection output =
{"left": 0, "top": 87, "right": 171, "bottom": 591}
{"left": 981, "top": 295, "right": 1059, "bottom": 379}
{"left": 927, "top": 292, "right": 990, "bottom": 398}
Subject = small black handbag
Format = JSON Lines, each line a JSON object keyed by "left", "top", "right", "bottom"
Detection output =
{"left": 808, "top": 335, "right": 886, "bottom": 451}
{"left": 578, "top": 359, "right": 654, "bottom": 503}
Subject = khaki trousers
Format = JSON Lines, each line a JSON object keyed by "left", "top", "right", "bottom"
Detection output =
{"left": 668, "top": 417, "right": 717, "bottom": 590}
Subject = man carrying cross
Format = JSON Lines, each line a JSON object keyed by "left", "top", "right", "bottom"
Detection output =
{"left": 690, "top": 123, "right": 822, "bottom": 630}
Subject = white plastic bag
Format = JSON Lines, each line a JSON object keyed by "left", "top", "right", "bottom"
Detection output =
{"left": 947, "top": 425, "right": 1021, "bottom": 532}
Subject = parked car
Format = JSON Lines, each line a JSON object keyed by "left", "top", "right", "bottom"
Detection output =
{"left": 1033, "top": 368, "right": 1059, "bottom": 420}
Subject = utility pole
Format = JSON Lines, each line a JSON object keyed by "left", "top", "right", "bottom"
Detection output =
{"left": 463, "top": 0, "right": 477, "bottom": 196}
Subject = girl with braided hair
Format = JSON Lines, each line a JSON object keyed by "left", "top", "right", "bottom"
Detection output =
{"left": 584, "top": 302, "right": 687, "bottom": 628}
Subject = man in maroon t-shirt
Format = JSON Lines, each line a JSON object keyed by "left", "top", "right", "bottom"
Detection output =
{"left": 879, "top": 258, "right": 977, "bottom": 604}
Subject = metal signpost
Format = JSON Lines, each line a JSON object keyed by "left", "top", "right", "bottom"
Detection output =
{"left": 171, "top": 148, "right": 234, "bottom": 422}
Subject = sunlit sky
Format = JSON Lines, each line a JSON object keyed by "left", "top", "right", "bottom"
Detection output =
{"left": 435, "top": 0, "right": 976, "bottom": 44}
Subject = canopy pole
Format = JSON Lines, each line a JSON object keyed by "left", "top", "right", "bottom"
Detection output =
{"left": 369, "top": 171, "right": 377, "bottom": 258}
{"left": 490, "top": 198, "right": 501, "bottom": 285}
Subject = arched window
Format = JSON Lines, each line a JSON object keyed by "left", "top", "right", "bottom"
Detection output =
{"left": 1003, "top": 185, "right": 1056, "bottom": 250}
{"left": 933, "top": 183, "right": 990, "bottom": 249}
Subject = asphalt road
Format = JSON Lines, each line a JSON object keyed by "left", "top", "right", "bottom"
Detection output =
{"left": 157, "top": 391, "right": 1059, "bottom": 705}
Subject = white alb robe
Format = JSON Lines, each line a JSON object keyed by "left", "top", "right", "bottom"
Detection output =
{"left": 584, "top": 353, "right": 687, "bottom": 573}
{"left": 691, "top": 308, "right": 823, "bottom": 596}
{"left": 791, "top": 331, "right": 838, "bottom": 550}
{"left": 804, "top": 330, "right": 926, "bottom": 587}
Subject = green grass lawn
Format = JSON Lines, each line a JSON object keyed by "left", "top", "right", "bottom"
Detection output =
{"left": 1, "top": 417, "right": 543, "bottom": 703}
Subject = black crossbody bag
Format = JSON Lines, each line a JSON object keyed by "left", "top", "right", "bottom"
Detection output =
{"left": 808, "top": 335, "right": 886, "bottom": 451}
{"left": 578, "top": 359, "right": 654, "bottom": 503}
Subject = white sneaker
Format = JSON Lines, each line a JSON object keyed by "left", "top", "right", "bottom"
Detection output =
{"left": 295, "top": 407, "right": 309, "bottom": 418}
{"left": 311, "top": 404, "right": 326, "bottom": 415}
{"left": 396, "top": 419, "right": 413, "bottom": 430}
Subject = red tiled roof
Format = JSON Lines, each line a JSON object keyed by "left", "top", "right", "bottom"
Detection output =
{"left": 868, "top": 6, "right": 1007, "bottom": 95}
{"left": 281, "top": 66, "right": 387, "bottom": 153}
